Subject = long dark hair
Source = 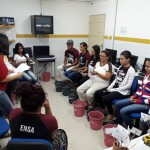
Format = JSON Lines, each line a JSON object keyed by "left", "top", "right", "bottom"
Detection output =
{"left": 15, "top": 82, "right": 46, "bottom": 112}
{"left": 14, "top": 43, "right": 28, "bottom": 59}
{"left": 80, "top": 42, "right": 88, "bottom": 52}
{"left": 0, "top": 33, "right": 9, "bottom": 55}
{"left": 89, "top": 45, "right": 100, "bottom": 66}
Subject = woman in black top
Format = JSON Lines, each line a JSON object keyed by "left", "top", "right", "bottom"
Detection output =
{"left": 71, "top": 45, "right": 100, "bottom": 86}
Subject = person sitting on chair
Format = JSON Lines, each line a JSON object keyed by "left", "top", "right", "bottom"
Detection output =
{"left": 9, "top": 82, "right": 68, "bottom": 150}
{"left": 57, "top": 39, "right": 79, "bottom": 81}
{"left": 115, "top": 59, "right": 150, "bottom": 128}
{"left": 13, "top": 43, "right": 37, "bottom": 84}
{"left": 0, "top": 33, "right": 23, "bottom": 118}
{"left": 94, "top": 50, "right": 135, "bottom": 122}
{"left": 77, "top": 50, "right": 113, "bottom": 109}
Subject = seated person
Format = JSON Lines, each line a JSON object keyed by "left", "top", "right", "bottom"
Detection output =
{"left": 57, "top": 39, "right": 79, "bottom": 81}
{"left": 77, "top": 50, "right": 113, "bottom": 109}
{"left": 65, "top": 42, "right": 90, "bottom": 82}
{"left": 0, "top": 33, "right": 23, "bottom": 118}
{"left": 94, "top": 51, "right": 135, "bottom": 121}
{"left": 3, "top": 55, "right": 19, "bottom": 101}
{"left": 115, "top": 58, "right": 150, "bottom": 128}
{"left": 13, "top": 43, "right": 37, "bottom": 84}
{"left": 9, "top": 82, "right": 68, "bottom": 150}
{"left": 71, "top": 45, "right": 100, "bottom": 86}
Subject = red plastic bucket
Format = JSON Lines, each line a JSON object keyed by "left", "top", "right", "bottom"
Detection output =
{"left": 103, "top": 124, "right": 117, "bottom": 147}
{"left": 88, "top": 111, "right": 104, "bottom": 130}
{"left": 72, "top": 100, "right": 86, "bottom": 117}
{"left": 43, "top": 72, "right": 50, "bottom": 82}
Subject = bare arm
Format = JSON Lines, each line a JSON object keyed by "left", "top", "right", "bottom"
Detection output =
{"left": 13, "top": 60, "right": 25, "bottom": 67}
{"left": 63, "top": 57, "right": 68, "bottom": 68}
{"left": 43, "top": 99, "right": 52, "bottom": 115}
{"left": 1, "top": 72, "right": 23, "bottom": 83}
{"left": 92, "top": 71, "right": 112, "bottom": 80}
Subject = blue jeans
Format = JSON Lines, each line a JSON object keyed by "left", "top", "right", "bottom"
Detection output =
{"left": 0, "top": 91, "right": 13, "bottom": 118}
{"left": 23, "top": 70, "right": 37, "bottom": 84}
{"left": 65, "top": 70, "right": 75, "bottom": 80}
{"left": 115, "top": 98, "right": 149, "bottom": 127}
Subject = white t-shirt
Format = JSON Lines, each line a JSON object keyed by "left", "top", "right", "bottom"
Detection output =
{"left": 91, "top": 61, "right": 113, "bottom": 82}
{"left": 14, "top": 54, "right": 29, "bottom": 65}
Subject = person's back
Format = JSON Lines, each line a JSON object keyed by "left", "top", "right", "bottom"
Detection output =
{"left": 9, "top": 82, "right": 68, "bottom": 150}
{"left": 10, "top": 108, "right": 57, "bottom": 141}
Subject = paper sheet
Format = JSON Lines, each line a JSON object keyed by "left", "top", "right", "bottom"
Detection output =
{"left": 8, "top": 63, "right": 30, "bottom": 76}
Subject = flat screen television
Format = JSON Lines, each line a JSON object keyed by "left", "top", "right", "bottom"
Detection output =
{"left": 105, "top": 48, "right": 117, "bottom": 65}
{"left": 31, "top": 15, "right": 53, "bottom": 34}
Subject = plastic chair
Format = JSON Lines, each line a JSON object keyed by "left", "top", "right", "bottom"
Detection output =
{"left": 7, "top": 138, "right": 53, "bottom": 150}
{"left": 0, "top": 117, "right": 9, "bottom": 138}
{"left": 112, "top": 76, "right": 138, "bottom": 105}
{"left": 130, "top": 113, "right": 141, "bottom": 128}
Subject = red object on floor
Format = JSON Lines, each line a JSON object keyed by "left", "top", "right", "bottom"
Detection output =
{"left": 43, "top": 72, "right": 51, "bottom": 82}
{"left": 88, "top": 111, "right": 104, "bottom": 130}
{"left": 73, "top": 100, "right": 86, "bottom": 117}
{"left": 103, "top": 124, "right": 117, "bottom": 147}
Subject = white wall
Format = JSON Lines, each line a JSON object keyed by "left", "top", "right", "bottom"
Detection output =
{"left": 114, "top": 0, "right": 150, "bottom": 64}
{"left": 43, "top": 0, "right": 90, "bottom": 34}
{"left": 1, "top": 0, "right": 150, "bottom": 69}
{"left": 91, "top": 0, "right": 150, "bottom": 65}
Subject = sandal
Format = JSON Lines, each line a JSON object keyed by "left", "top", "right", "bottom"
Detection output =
{"left": 104, "top": 115, "right": 114, "bottom": 122}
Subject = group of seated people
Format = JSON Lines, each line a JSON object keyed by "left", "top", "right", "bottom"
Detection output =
{"left": 57, "top": 39, "right": 150, "bottom": 133}
{"left": 0, "top": 33, "right": 67, "bottom": 150}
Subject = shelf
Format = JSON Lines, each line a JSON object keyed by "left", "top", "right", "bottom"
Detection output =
{"left": 0, "top": 25, "right": 15, "bottom": 28}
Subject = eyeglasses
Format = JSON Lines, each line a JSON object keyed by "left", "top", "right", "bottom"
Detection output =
{"left": 100, "top": 55, "right": 106, "bottom": 57}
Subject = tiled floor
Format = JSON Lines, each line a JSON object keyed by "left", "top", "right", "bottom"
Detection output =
{"left": 0, "top": 78, "right": 107, "bottom": 150}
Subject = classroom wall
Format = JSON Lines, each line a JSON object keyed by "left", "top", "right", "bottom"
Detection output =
{"left": 0, "top": 0, "right": 90, "bottom": 76}
{"left": 92, "top": 0, "right": 150, "bottom": 65}
{"left": 1, "top": 0, "right": 150, "bottom": 74}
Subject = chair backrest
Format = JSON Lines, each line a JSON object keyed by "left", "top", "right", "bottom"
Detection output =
{"left": 0, "top": 117, "right": 9, "bottom": 137}
{"left": 7, "top": 138, "right": 52, "bottom": 150}
{"left": 130, "top": 76, "right": 138, "bottom": 95}
{"left": 109, "top": 74, "right": 116, "bottom": 85}
{"left": 13, "top": 47, "right": 32, "bottom": 58}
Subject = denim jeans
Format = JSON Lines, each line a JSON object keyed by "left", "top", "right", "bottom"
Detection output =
{"left": 115, "top": 98, "right": 149, "bottom": 127}
{"left": 23, "top": 70, "right": 37, "bottom": 84}
{"left": 64, "top": 70, "right": 75, "bottom": 80}
{"left": 0, "top": 91, "right": 13, "bottom": 118}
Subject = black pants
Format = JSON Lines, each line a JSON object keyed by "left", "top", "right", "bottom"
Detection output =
{"left": 102, "top": 92, "right": 128, "bottom": 115}
{"left": 94, "top": 87, "right": 109, "bottom": 109}
{"left": 79, "top": 76, "right": 89, "bottom": 86}
{"left": 71, "top": 72, "right": 83, "bottom": 85}
{"left": 5, "top": 79, "right": 18, "bottom": 98}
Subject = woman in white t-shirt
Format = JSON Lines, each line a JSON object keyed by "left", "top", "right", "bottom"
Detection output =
{"left": 77, "top": 50, "right": 113, "bottom": 108}
{"left": 13, "top": 43, "right": 37, "bottom": 84}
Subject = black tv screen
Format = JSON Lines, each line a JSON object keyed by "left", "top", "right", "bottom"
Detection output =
{"left": 31, "top": 15, "right": 53, "bottom": 34}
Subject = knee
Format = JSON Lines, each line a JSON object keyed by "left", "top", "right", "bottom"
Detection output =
{"left": 86, "top": 90, "right": 93, "bottom": 98}
{"left": 57, "top": 65, "right": 63, "bottom": 70}
{"left": 77, "top": 87, "right": 81, "bottom": 95}
{"left": 120, "top": 108, "right": 126, "bottom": 118}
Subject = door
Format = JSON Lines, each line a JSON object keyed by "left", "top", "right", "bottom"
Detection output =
{"left": 88, "top": 14, "right": 106, "bottom": 51}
